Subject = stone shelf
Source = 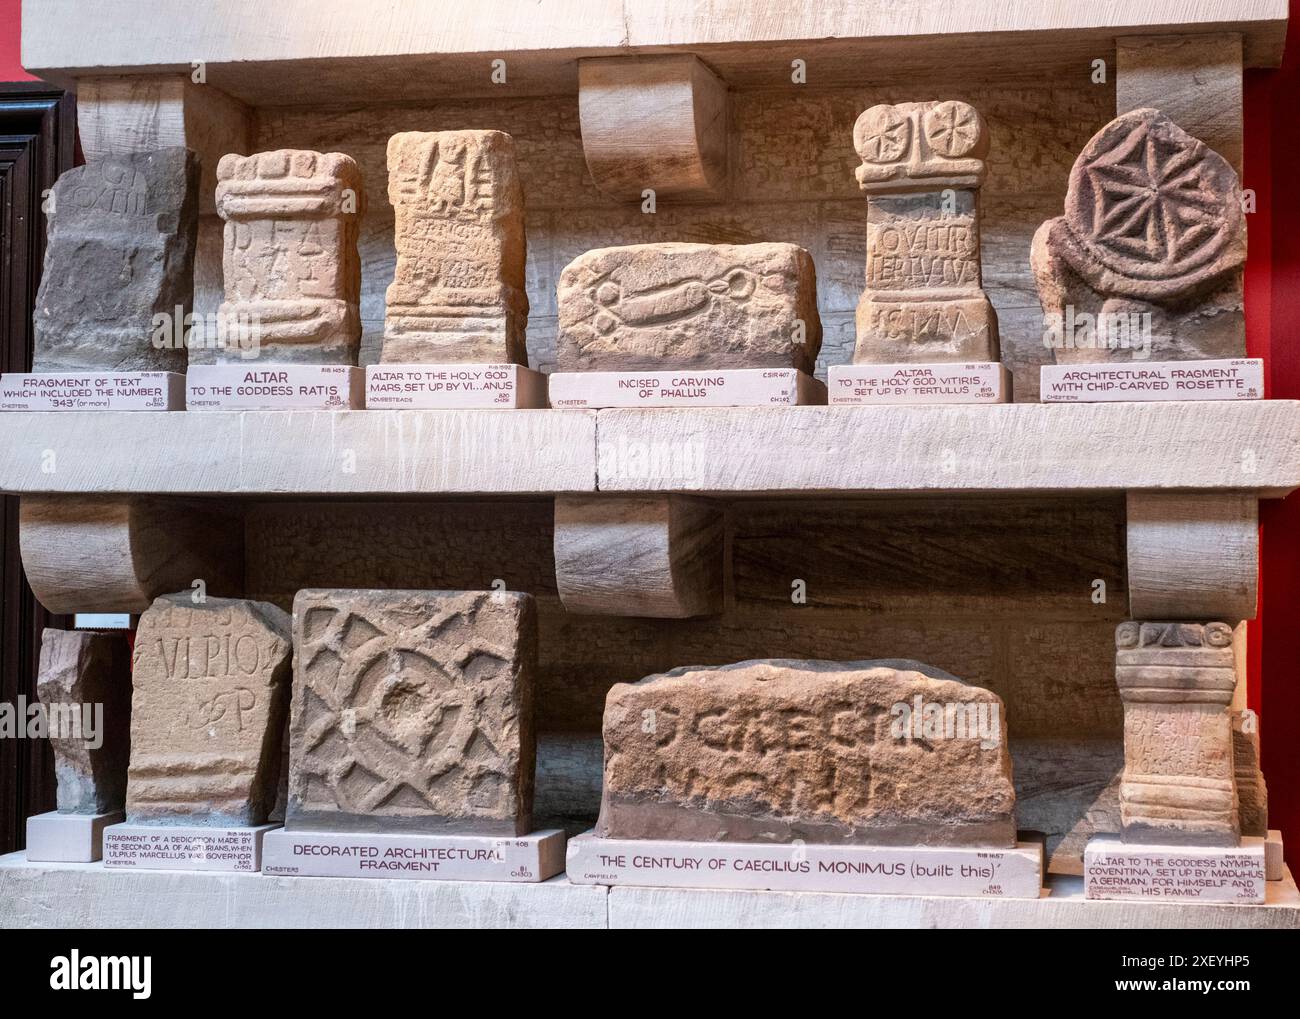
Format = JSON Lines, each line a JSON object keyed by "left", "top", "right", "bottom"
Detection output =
{"left": 1, "top": 853, "right": 1296, "bottom": 929}
{"left": 1, "top": 401, "right": 1297, "bottom": 498}
{"left": 21, "top": 0, "right": 1288, "bottom": 103}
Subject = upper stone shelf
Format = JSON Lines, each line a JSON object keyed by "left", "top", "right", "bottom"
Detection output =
{"left": 21, "top": 0, "right": 1289, "bottom": 103}
{"left": 1, "top": 402, "right": 1297, "bottom": 498}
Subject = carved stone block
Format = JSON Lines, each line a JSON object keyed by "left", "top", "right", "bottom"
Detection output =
{"left": 1032, "top": 109, "right": 1246, "bottom": 364}
{"left": 1115, "top": 621, "right": 1239, "bottom": 846}
{"left": 382, "top": 131, "right": 528, "bottom": 365}
{"left": 34, "top": 149, "right": 199, "bottom": 373}
{"left": 851, "top": 102, "right": 998, "bottom": 363}
{"left": 597, "top": 658, "right": 1016, "bottom": 847}
{"left": 557, "top": 242, "right": 820, "bottom": 373}
{"left": 214, "top": 149, "right": 363, "bottom": 364}
{"left": 126, "top": 594, "right": 292, "bottom": 826}
{"left": 289, "top": 589, "right": 537, "bottom": 835}
{"left": 37, "top": 628, "right": 132, "bottom": 814}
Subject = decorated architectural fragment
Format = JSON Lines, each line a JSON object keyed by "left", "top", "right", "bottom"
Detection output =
{"left": 597, "top": 658, "right": 1015, "bottom": 847}
{"left": 1032, "top": 109, "right": 1246, "bottom": 363}
{"left": 213, "top": 149, "right": 363, "bottom": 364}
{"left": 36, "top": 628, "right": 132, "bottom": 814}
{"left": 1114, "top": 621, "right": 1239, "bottom": 846}
{"left": 850, "top": 101, "right": 998, "bottom": 363}
{"left": 382, "top": 131, "right": 528, "bottom": 365}
{"left": 557, "top": 242, "right": 820, "bottom": 372}
{"left": 126, "top": 593, "right": 292, "bottom": 826}
{"left": 289, "top": 589, "right": 537, "bottom": 835}
{"left": 33, "top": 148, "right": 199, "bottom": 373}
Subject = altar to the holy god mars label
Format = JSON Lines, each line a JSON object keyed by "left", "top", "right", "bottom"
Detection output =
{"left": 547, "top": 368, "right": 825, "bottom": 408}
{"left": 566, "top": 833, "right": 1043, "bottom": 899}
{"left": 1083, "top": 836, "right": 1266, "bottom": 903}
{"left": 103, "top": 823, "right": 278, "bottom": 873}
{"left": 1040, "top": 358, "right": 1263, "bottom": 403}
{"left": 828, "top": 362, "right": 1010, "bottom": 405}
{"left": 186, "top": 364, "right": 363, "bottom": 410}
{"left": 365, "top": 363, "right": 547, "bottom": 408}
{"left": 261, "top": 828, "right": 567, "bottom": 882}
{"left": 0, "top": 371, "right": 184, "bottom": 411}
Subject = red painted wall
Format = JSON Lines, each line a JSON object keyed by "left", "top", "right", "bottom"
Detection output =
{"left": 0, "top": 2, "right": 1296, "bottom": 864}
{"left": 0, "top": 0, "right": 36, "bottom": 81}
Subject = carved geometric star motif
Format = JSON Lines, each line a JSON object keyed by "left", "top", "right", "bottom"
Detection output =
{"left": 1086, "top": 124, "right": 1223, "bottom": 269}
{"left": 857, "top": 107, "right": 910, "bottom": 164}
{"left": 924, "top": 101, "right": 981, "bottom": 158}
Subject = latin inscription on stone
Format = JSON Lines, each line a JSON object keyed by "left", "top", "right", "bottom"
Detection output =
{"left": 598, "top": 658, "right": 1016, "bottom": 847}
{"left": 33, "top": 149, "right": 199, "bottom": 373}
{"left": 126, "top": 593, "right": 291, "bottom": 826}
{"left": 382, "top": 131, "right": 528, "bottom": 365}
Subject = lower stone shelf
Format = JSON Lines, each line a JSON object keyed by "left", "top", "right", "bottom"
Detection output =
{"left": 2, "top": 852, "right": 1297, "bottom": 928}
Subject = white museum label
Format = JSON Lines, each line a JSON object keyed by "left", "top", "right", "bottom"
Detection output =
{"left": 828, "top": 362, "right": 1011, "bottom": 405}
{"left": 548, "top": 368, "right": 825, "bottom": 408}
{"left": 365, "top": 363, "right": 547, "bottom": 409}
{"left": 1083, "top": 836, "right": 1267, "bottom": 904}
{"left": 566, "top": 833, "right": 1043, "bottom": 899}
{"left": 103, "top": 822, "right": 278, "bottom": 873}
{"left": 0, "top": 371, "right": 184, "bottom": 411}
{"left": 186, "top": 364, "right": 363, "bottom": 410}
{"left": 261, "top": 828, "right": 567, "bottom": 882}
{"left": 1040, "top": 359, "right": 1264, "bottom": 403}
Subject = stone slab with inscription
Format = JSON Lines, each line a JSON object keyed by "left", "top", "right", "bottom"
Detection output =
{"left": 851, "top": 102, "right": 999, "bottom": 364}
{"left": 1040, "top": 359, "right": 1262, "bottom": 403}
{"left": 382, "top": 131, "right": 528, "bottom": 366}
{"left": 567, "top": 832, "right": 1042, "bottom": 898}
{"left": 0, "top": 372, "right": 184, "bottom": 411}
{"left": 1084, "top": 835, "right": 1266, "bottom": 904}
{"left": 289, "top": 589, "right": 537, "bottom": 836}
{"left": 25, "top": 810, "right": 123, "bottom": 864}
{"left": 1033, "top": 109, "right": 1247, "bottom": 365}
{"left": 262, "top": 827, "right": 565, "bottom": 882}
{"left": 598, "top": 659, "right": 1016, "bottom": 847}
{"left": 212, "top": 149, "right": 363, "bottom": 365}
{"left": 557, "top": 242, "right": 821, "bottom": 373}
{"left": 548, "top": 368, "right": 824, "bottom": 408}
{"left": 103, "top": 822, "right": 278, "bottom": 873}
{"left": 186, "top": 364, "right": 363, "bottom": 410}
{"left": 34, "top": 148, "right": 199, "bottom": 374}
{"left": 365, "top": 363, "right": 546, "bottom": 409}
{"left": 126, "top": 593, "right": 292, "bottom": 827}
{"left": 828, "top": 362, "right": 1010, "bottom": 405}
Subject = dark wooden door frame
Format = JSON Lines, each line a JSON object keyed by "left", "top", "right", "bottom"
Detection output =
{"left": 0, "top": 81, "right": 75, "bottom": 853}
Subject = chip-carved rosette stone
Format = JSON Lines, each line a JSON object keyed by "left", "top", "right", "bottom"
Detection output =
{"left": 553, "top": 495, "right": 723, "bottom": 618}
{"left": 853, "top": 101, "right": 988, "bottom": 194}
{"left": 213, "top": 149, "right": 364, "bottom": 365}
{"left": 1114, "top": 621, "right": 1240, "bottom": 847}
{"left": 288, "top": 589, "right": 537, "bottom": 836}
{"left": 1032, "top": 109, "right": 1247, "bottom": 364}
{"left": 597, "top": 658, "right": 1016, "bottom": 847}
{"left": 19, "top": 496, "right": 244, "bottom": 615}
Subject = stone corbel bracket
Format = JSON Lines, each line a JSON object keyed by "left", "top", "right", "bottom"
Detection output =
{"left": 578, "top": 54, "right": 728, "bottom": 202}
{"left": 554, "top": 495, "right": 723, "bottom": 617}
{"left": 20, "top": 496, "right": 244, "bottom": 614}
{"left": 1126, "top": 492, "right": 1257, "bottom": 621}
